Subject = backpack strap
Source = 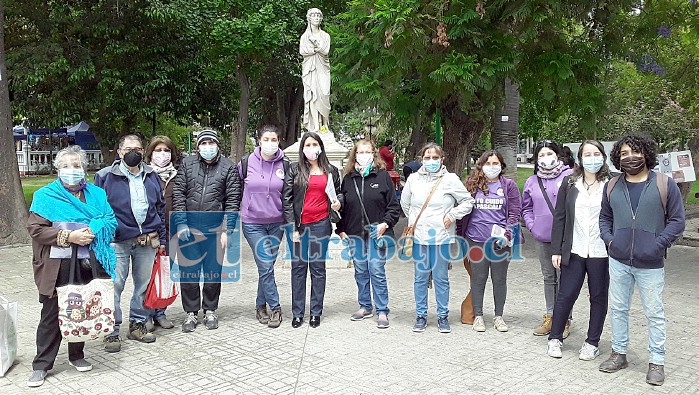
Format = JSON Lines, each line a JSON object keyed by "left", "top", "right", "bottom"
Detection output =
{"left": 655, "top": 172, "right": 669, "bottom": 217}
{"left": 240, "top": 155, "right": 249, "bottom": 180}
{"left": 606, "top": 175, "right": 621, "bottom": 203}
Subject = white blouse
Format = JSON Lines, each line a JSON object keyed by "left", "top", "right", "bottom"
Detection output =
{"left": 571, "top": 178, "right": 608, "bottom": 259}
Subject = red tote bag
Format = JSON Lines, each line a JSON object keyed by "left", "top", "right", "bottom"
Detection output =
{"left": 144, "top": 250, "right": 179, "bottom": 309}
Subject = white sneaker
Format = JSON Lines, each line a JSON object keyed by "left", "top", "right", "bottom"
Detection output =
{"left": 579, "top": 342, "right": 600, "bottom": 361}
{"left": 547, "top": 339, "right": 563, "bottom": 358}
{"left": 493, "top": 316, "right": 508, "bottom": 332}
{"left": 472, "top": 316, "right": 486, "bottom": 332}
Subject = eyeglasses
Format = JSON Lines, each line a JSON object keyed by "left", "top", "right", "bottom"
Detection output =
{"left": 122, "top": 147, "right": 144, "bottom": 153}
{"left": 152, "top": 148, "right": 171, "bottom": 153}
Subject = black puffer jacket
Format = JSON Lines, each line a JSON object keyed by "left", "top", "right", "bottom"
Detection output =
{"left": 283, "top": 162, "right": 343, "bottom": 230}
{"left": 172, "top": 153, "right": 241, "bottom": 229}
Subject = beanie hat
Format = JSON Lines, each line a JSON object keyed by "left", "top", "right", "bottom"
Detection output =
{"left": 197, "top": 129, "right": 219, "bottom": 146}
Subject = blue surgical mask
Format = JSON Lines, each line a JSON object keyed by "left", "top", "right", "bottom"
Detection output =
{"left": 199, "top": 145, "right": 218, "bottom": 161}
{"left": 582, "top": 156, "right": 604, "bottom": 174}
{"left": 59, "top": 168, "right": 85, "bottom": 186}
{"left": 423, "top": 159, "right": 442, "bottom": 173}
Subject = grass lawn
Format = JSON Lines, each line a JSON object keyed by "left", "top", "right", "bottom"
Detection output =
{"left": 21, "top": 174, "right": 95, "bottom": 207}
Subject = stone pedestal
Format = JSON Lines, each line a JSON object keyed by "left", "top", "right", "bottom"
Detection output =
{"left": 283, "top": 128, "right": 351, "bottom": 269}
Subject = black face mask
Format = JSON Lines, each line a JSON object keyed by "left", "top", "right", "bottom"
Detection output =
{"left": 620, "top": 156, "right": 645, "bottom": 176}
{"left": 123, "top": 150, "right": 143, "bottom": 167}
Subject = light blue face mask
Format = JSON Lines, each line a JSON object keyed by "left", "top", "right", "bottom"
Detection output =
{"left": 199, "top": 145, "right": 218, "bottom": 161}
{"left": 58, "top": 168, "right": 85, "bottom": 186}
{"left": 582, "top": 156, "right": 604, "bottom": 174}
{"left": 423, "top": 159, "right": 442, "bottom": 173}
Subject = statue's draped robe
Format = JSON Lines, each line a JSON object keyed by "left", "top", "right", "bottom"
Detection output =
{"left": 300, "top": 29, "right": 331, "bottom": 133}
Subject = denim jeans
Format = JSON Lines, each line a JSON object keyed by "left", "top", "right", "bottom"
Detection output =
{"left": 413, "top": 244, "right": 450, "bottom": 318}
{"left": 243, "top": 222, "right": 285, "bottom": 310}
{"left": 349, "top": 234, "right": 390, "bottom": 316}
{"left": 291, "top": 218, "right": 332, "bottom": 318}
{"left": 111, "top": 241, "right": 156, "bottom": 336}
{"left": 609, "top": 257, "right": 666, "bottom": 365}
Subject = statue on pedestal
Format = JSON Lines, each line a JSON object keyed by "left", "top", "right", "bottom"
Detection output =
{"left": 300, "top": 8, "right": 331, "bottom": 134}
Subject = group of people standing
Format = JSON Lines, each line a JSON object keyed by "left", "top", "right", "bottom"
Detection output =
{"left": 26, "top": 129, "right": 684, "bottom": 388}
{"left": 522, "top": 136, "right": 684, "bottom": 387}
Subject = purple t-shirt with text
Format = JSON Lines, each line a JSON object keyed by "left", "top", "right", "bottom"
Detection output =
{"left": 466, "top": 181, "right": 507, "bottom": 243}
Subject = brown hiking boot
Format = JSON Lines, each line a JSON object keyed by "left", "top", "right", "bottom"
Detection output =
{"left": 533, "top": 314, "right": 552, "bottom": 336}
{"left": 256, "top": 305, "right": 270, "bottom": 324}
{"left": 599, "top": 352, "right": 628, "bottom": 373}
{"left": 127, "top": 321, "right": 156, "bottom": 343}
{"left": 268, "top": 308, "right": 282, "bottom": 328}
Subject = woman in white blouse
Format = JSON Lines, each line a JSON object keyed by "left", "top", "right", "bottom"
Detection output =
{"left": 547, "top": 140, "right": 612, "bottom": 360}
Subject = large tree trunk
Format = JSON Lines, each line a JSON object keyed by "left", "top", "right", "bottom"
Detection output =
{"left": 264, "top": 84, "right": 303, "bottom": 149}
{"left": 231, "top": 69, "right": 249, "bottom": 162}
{"left": 283, "top": 86, "right": 303, "bottom": 148}
{"left": 406, "top": 112, "right": 427, "bottom": 161}
{"left": 441, "top": 98, "right": 485, "bottom": 180}
{"left": 0, "top": 0, "right": 30, "bottom": 245}
{"left": 492, "top": 78, "right": 520, "bottom": 182}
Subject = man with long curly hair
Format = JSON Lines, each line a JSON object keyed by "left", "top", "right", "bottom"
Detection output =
{"left": 598, "top": 134, "right": 685, "bottom": 386}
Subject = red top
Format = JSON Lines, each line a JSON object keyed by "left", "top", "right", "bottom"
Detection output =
{"left": 301, "top": 174, "right": 329, "bottom": 224}
{"left": 379, "top": 146, "right": 395, "bottom": 170}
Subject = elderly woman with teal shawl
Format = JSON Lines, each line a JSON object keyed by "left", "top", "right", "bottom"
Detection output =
{"left": 26, "top": 145, "right": 117, "bottom": 388}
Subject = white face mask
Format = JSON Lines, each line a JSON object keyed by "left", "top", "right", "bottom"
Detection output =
{"left": 538, "top": 155, "right": 558, "bottom": 170}
{"left": 151, "top": 151, "right": 171, "bottom": 167}
{"left": 260, "top": 141, "right": 279, "bottom": 156}
{"left": 303, "top": 146, "right": 322, "bottom": 161}
{"left": 482, "top": 165, "right": 502, "bottom": 179}
{"left": 355, "top": 153, "right": 374, "bottom": 167}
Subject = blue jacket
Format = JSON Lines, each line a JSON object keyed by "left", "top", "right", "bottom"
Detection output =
{"left": 94, "top": 161, "right": 167, "bottom": 245}
{"left": 599, "top": 171, "right": 685, "bottom": 269}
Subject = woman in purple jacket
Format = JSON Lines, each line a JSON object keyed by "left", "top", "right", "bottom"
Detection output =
{"left": 462, "top": 150, "right": 522, "bottom": 332}
{"left": 522, "top": 141, "right": 573, "bottom": 337}
{"left": 238, "top": 125, "right": 290, "bottom": 329}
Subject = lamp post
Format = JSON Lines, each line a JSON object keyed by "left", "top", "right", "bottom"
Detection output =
{"left": 364, "top": 120, "right": 376, "bottom": 142}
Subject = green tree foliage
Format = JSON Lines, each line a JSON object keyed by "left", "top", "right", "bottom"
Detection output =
{"left": 6, "top": 0, "right": 202, "bottom": 161}
{"left": 331, "top": 0, "right": 647, "bottom": 173}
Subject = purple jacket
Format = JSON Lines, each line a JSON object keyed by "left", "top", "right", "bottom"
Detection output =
{"left": 238, "top": 147, "right": 286, "bottom": 224}
{"left": 521, "top": 167, "right": 573, "bottom": 243}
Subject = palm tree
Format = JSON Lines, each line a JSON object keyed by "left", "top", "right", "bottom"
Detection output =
{"left": 492, "top": 78, "right": 520, "bottom": 182}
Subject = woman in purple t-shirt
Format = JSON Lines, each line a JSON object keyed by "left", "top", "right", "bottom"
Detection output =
{"left": 462, "top": 150, "right": 522, "bottom": 332}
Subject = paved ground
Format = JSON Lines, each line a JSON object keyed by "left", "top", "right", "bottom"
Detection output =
{"left": 0, "top": 225, "right": 698, "bottom": 394}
